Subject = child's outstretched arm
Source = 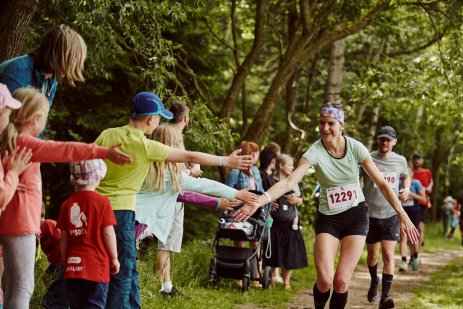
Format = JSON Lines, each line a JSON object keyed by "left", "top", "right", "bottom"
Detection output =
{"left": 165, "top": 148, "right": 253, "bottom": 170}
{"left": 0, "top": 147, "right": 32, "bottom": 211}
{"left": 103, "top": 225, "right": 120, "bottom": 275}
{"left": 16, "top": 135, "right": 132, "bottom": 165}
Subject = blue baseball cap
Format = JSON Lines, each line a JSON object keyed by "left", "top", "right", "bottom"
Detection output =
{"left": 130, "top": 92, "right": 173, "bottom": 120}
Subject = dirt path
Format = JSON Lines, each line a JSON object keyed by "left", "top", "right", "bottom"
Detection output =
{"left": 286, "top": 250, "right": 462, "bottom": 309}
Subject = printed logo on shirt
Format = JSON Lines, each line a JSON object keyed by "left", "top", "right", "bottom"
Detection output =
{"left": 68, "top": 256, "right": 81, "bottom": 264}
{"left": 69, "top": 202, "right": 88, "bottom": 236}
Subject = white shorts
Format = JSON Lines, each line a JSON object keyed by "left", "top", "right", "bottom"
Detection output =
{"left": 158, "top": 202, "right": 184, "bottom": 253}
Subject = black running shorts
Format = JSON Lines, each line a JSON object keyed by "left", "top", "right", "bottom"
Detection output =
{"left": 404, "top": 207, "right": 420, "bottom": 229}
{"left": 316, "top": 202, "right": 369, "bottom": 239}
{"left": 366, "top": 214, "right": 400, "bottom": 243}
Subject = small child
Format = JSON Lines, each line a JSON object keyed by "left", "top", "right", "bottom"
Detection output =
{"left": 40, "top": 204, "right": 69, "bottom": 309}
{"left": 57, "top": 159, "right": 119, "bottom": 308}
{"left": 0, "top": 83, "right": 32, "bottom": 309}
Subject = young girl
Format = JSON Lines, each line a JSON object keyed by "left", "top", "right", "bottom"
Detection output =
{"left": 136, "top": 125, "right": 256, "bottom": 296}
{"left": 265, "top": 154, "right": 307, "bottom": 290}
{"left": 0, "top": 84, "right": 32, "bottom": 309}
{"left": 0, "top": 87, "right": 132, "bottom": 308}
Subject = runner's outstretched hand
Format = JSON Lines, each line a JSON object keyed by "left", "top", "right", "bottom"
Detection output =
{"left": 232, "top": 202, "right": 260, "bottom": 222}
{"left": 399, "top": 212, "right": 419, "bottom": 244}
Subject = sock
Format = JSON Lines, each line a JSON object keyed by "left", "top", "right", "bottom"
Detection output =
{"left": 413, "top": 252, "right": 418, "bottom": 259}
{"left": 368, "top": 264, "right": 378, "bottom": 282}
{"left": 401, "top": 256, "right": 406, "bottom": 262}
{"left": 410, "top": 255, "right": 414, "bottom": 262}
{"left": 163, "top": 281, "right": 173, "bottom": 293}
{"left": 313, "top": 283, "right": 330, "bottom": 309}
{"left": 329, "top": 290, "right": 348, "bottom": 309}
{"left": 381, "top": 274, "right": 393, "bottom": 300}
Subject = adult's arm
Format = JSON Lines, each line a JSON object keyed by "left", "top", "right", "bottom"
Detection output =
{"left": 177, "top": 191, "right": 217, "bottom": 210}
{"left": 362, "top": 155, "right": 419, "bottom": 244}
{"left": 233, "top": 157, "right": 311, "bottom": 222}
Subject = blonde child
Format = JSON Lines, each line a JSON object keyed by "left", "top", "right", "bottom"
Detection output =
{"left": 0, "top": 87, "right": 132, "bottom": 308}
{"left": 94, "top": 91, "right": 255, "bottom": 307}
{"left": 58, "top": 159, "right": 119, "bottom": 308}
{"left": 136, "top": 125, "right": 254, "bottom": 298}
{"left": 0, "top": 84, "right": 32, "bottom": 309}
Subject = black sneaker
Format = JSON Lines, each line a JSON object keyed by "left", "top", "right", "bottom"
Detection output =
{"left": 367, "top": 277, "right": 380, "bottom": 303}
{"left": 161, "top": 287, "right": 191, "bottom": 300}
{"left": 379, "top": 296, "right": 395, "bottom": 309}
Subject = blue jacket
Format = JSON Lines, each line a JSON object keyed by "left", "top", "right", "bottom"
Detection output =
{"left": 225, "top": 166, "right": 264, "bottom": 193}
{"left": 0, "top": 54, "right": 57, "bottom": 104}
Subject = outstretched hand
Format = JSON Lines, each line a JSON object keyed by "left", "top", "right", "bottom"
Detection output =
{"left": 399, "top": 213, "right": 419, "bottom": 244}
{"left": 107, "top": 144, "right": 133, "bottom": 165}
{"left": 232, "top": 202, "right": 260, "bottom": 222}
{"left": 236, "top": 189, "right": 258, "bottom": 204}
{"left": 225, "top": 149, "right": 253, "bottom": 170}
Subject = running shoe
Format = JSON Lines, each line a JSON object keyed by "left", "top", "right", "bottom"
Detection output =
{"left": 272, "top": 275, "right": 284, "bottom": 284}
{"left": 367, "top": 276, "right": 380, "bottom": 303}
{"left": 379, "top": 296, "right": 395, "bottom": 309}
{"left": 161, "top": 286, "right": 191, "bottom": 300}
{"left": 412, "top": 257, "right": 420, "bottom": 270}
{"left": 399, "top": 261, "right": 408, "bottom": 272}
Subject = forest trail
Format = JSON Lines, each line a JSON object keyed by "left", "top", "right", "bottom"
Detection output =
{"left": 286, "top": 250, "right": 462, "bottom": 309}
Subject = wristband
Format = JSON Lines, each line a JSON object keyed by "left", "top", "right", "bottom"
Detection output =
{"left": 217, "top": 156, "right": 225, "bottom": 166}
{"left": 263, "top": 191, "right": 272, "bottom": 204}
{"left": 215, "top": 198, "right": 221, "bottom": 210}
{"left": 398, "top": 210, "right": 406, "bottom": 216}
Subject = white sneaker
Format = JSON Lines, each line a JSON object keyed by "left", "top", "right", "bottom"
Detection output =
{"left": 273, "top": 275, "right": 284, "bottom": 284}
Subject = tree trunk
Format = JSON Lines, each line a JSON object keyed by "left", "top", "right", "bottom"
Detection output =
{"left": 325, "top": 39, "right": 345, "bottom": 103}
{"left": 365, "top": 105, "right": 380, "bottom": 150}
{"left": 219, "top": 0, "right": 267, "bottom": 119}
{"left": 0, "top": 0, "right": 38, "bottom": 62}
{"left": 244, "top": 1, "right": 391, "bottom": 142}
{"left": 303, "top": 57, "right": 318, "bottom": 114}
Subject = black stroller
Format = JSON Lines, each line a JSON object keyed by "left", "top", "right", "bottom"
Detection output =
{"left": 208, "top": 191, "right": 273, "bottom": 292}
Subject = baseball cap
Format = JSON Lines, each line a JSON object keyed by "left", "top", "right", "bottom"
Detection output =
{"left": 377, "top": 126, "right": 396, "bottom": 140}
{"left": 0, "top": 84, "right": 22, "bottom": 109}
{"left": 70, "top": 159, "right": 107, "bottom": 186}
{"left": 130, "top": 92, "right": 173, "bottom": 120}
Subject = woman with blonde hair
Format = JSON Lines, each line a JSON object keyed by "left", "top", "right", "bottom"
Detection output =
{"left": 0, "top": 87, "right": 131, "bottom": 308}
{"left": 136, "top": 124, "right": 256, "bottom": 297}
{"left": 0, "top": 24, "right": 87, "bottom": 104}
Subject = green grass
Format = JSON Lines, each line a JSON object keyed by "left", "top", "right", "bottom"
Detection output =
{"left": 28, "top": 222, "right": 462, "bottom": 308}
{"left": 405, "top": 256, "right": 463, "bottom": 308}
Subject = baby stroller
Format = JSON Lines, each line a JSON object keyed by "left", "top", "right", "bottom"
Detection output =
{"left": 208, "top": 191, "right": 273, "bottom": 292}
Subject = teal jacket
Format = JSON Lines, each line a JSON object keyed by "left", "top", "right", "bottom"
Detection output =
{"left": 135, "top": 171, "right": 237, "bottom": 244}
{"left": 0, "top": 54, "right": 57, "bottom": 104}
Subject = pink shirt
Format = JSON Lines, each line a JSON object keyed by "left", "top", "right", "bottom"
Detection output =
{"left": 0, "top": 135, "right": 107, "bottom": 236}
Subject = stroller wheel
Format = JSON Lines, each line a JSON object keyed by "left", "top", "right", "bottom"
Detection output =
{"left": 209, "top": 274, "right": 219, "bottom": 287}
{"left": 242, "top": 276, "right": 250, "bottom": 292}
{"left": 262, "top": 266, "right": 272, "bottom": 289}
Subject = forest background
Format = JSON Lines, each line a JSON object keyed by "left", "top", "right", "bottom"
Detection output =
{"left": 1, "top": 0, "right": 463, "bottom": 241}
